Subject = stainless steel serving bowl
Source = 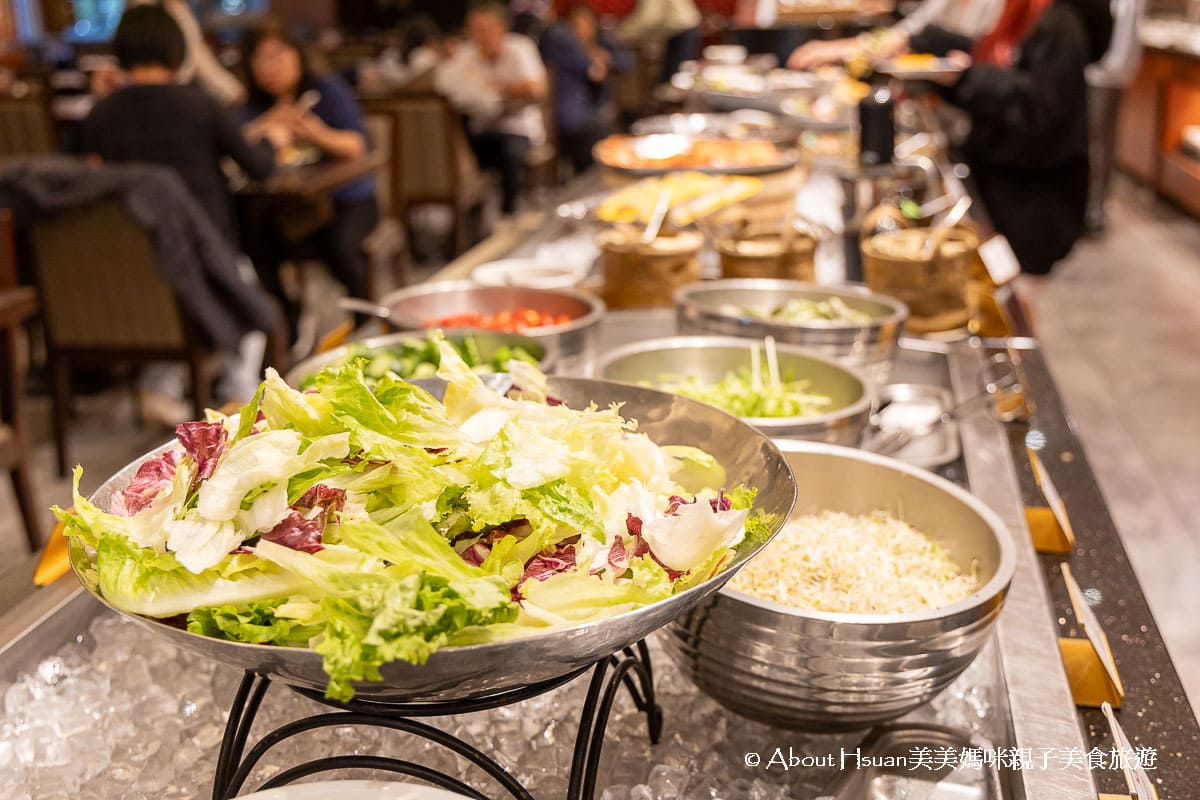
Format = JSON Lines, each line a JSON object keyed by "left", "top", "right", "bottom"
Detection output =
{"left": 675, "top": 280, "right": 909, "bottom": 385}
{"left": 379, "top": 282, "right": 606, "bottom": 376}
{"left": 596, "top": 336, "right": 872, "bottom": 445}
{"left": 68, "top": 377, "right": 796, "bottom": 703}
{"left": 662, "top": 440, "right": 1016, "bottom": 731}
{"left": 284, "top": 330, "right": 555, "bottom": 387}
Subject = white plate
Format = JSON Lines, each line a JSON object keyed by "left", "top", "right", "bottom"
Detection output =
{"left": 471, "top": 258, "right": 586, "bottom": 289}
{"left": 238, "top": 780, "right": 468, "bottom": 800}
{"left": 703, "top": 44, "right": 748, "bottom": 65}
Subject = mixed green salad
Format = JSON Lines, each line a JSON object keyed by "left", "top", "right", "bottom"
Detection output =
{"left": 723, "top": 297, "right": 873, "bottom": 325}
{"left": 300, "top": 332, "right": 540, "bottom": 388}
{"left": 56, "top": 339, "right": 768, "bottom": 701}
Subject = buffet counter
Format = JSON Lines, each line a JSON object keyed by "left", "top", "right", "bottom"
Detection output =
{"left": 2, "top": 303, "right": 1196, "bottom": 798}
{"left": 3, "top": 159, "right": 1197, "bottom": 795}
{"left": 420, "top": 201, "right": 1200, "bottom": 797}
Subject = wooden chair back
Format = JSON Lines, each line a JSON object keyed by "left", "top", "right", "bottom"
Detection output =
{"left": 0, "top": 83, "right": 56, "bottom": 157}
{"left": 362, "top": 91, "right": 482, "bottom": 208}
{"left": 30, "top": 199, "right": 188, "bottom": 354}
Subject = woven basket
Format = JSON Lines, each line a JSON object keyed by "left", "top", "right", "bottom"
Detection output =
{"left": 862, "top": 226, "right": 977, "bottom": 333}
{"left": 597, "top": 228, "right": 703, "bottom": 309}
{"left": 716, "top": 229, "right": 816, "bottom": 281}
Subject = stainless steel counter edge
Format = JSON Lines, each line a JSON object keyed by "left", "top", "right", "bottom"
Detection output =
{"left": 0, "top": 577, "right": 95, "bottom": 682}
{"left": 949, "top": 341, "right": 1096, "bottom": 799}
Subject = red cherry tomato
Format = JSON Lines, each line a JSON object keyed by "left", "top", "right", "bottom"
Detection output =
{"left": 423, "top": 308, "right": 575, "bottom": 332}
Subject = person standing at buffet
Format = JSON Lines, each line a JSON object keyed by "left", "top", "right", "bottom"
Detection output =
{"left": 435, "top": 1, "right": 549, "bottom": 215}
{"left": 1084, "top": 0, "right": 1145, "bottom": 232}
{"left": 240, "top": 22, "right": 379, "bottom": 308}
{"left": 909, "top": 0, "right": 1113, "bottom": 274}
{"left": 786, "top": 0, "right": 1004, "bottom": 68}
{"left": 539, "top": 4, "right": 632, "bottom": 172}
{"left": 616, "top": 0, "right": 702, "bottom": 82}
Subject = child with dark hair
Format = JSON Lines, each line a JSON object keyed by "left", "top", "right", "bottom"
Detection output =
{"left": 82, "top": 4, "right": 278, "bottom": 247}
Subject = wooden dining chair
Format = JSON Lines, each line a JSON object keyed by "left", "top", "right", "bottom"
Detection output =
{"left": 30, "top": 198, "right": 220, "bottom": 475}
{"left": 525, "top": 88, "right": 559, "bottom": 196}
{"left": 362, "top": 110, "right": 412, "bottom": 299}
{"left": 0, "top": 204, "right": 44, "bottom": 549}
{"left": 0, "top": 81, "right": 57, "bottom": 157}
{"left": 361, "top": 92, "right": 493, "bottom": 257}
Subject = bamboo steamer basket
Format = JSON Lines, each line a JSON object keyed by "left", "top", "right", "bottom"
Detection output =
{"left": 597, "top": 227, "right": 703, "bottom": 309}
{"left": 709, "top": 198, "right": 817, "bottom": 281}
{"left": 860, "top": 206, "right": 978, "bottom": 334}
{"left": 715, "top": 225, "right": 817, "bottom": 281}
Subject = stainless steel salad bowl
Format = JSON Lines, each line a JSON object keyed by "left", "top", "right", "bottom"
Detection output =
{"left": 675, "top": 280, "right": 909, "bottom": 385}
{"left": 380, "top": 282, "right": 606, "bottom": 376}
{"left": 661, "top": 440, "right": 1016, "bottom": 731}
{"left": 68, "top": 377, "right": 796, "bottom": 703}
{"left": 284, "top": 330, "right": 555, "bottom": 387}
{"left": 596, "top": 335, "right": 872, "bottom": 445}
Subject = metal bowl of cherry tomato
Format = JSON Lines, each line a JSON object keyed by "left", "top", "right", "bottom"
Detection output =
{"left": 380, "top": 282, "right": 606, "bottom": 375}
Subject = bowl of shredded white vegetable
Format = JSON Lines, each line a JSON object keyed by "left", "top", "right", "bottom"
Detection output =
{"left": 661, "top": 439, "right": 1016, "bottom": 731}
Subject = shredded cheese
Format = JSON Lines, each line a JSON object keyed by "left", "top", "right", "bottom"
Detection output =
{"left": 728, "top": 510, "right": 977, "bottom": 614}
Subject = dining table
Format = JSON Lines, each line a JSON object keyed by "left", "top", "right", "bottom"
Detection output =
{"left": 236, "top": 150, "right": 388, "bottom": 199}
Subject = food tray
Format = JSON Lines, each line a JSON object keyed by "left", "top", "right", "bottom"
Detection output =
{"left": 875, "top": 57, "right": 966, "bottom": 81}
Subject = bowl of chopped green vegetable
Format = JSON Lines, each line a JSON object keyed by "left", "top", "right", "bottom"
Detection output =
{"left": 596, "top": 335, "right": 872, "bottom": 445}
{"left": 662, "top": 440, "right": 1015, "bottom": 731}
{"left": 675, "top": 279, "right": 908, "bottom": 385}
{"left": 60, "top": 337, "right": 795, "bottom": 703}
{"left": 285, "top": 330, "right": 552, "bottom": 389}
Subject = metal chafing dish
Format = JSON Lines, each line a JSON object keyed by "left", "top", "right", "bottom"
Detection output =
{"left": 66, "top": 377, "right": 796, "bottom": 703}
{"left": 378, "top": 282, "right": 605, "bottom": 376}
{"left": 663, "top": 440, "right": 1016, "bottom": 731}
{"left": 675, "top": 280, "right": 908, "bottom": 385}
{"left": 597, "top": 335, "right": 873, "bottom": 445}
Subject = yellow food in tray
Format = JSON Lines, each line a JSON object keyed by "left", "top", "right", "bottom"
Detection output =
{"left": 596, "top": 172, "right": 763, "bottom": 226}
{"left": 832, "top": 77, "right": 870, "bottom": 105}
{"left": 893, "top": 53, "right": 940, "bottom": 69}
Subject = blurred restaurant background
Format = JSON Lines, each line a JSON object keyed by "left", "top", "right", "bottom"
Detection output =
{"left": 0, "top": 0, "right": 1198, "bottom": 721}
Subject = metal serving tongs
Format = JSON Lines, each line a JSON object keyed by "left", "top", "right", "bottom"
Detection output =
{"left": 642, "top": 187, "right": 672, "bottom": 243}
{"left": 866, "top": 352, "right": 1021, "bottom": 457}
{"left": 918, "top": 195, "right": 972, "bottom": 259}
{"left": 338, "top": 297, "right": 394, "bottom": 322}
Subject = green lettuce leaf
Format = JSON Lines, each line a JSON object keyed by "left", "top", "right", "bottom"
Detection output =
{"left": 187, "top": 598, "right": 321, "bottom": 646}
{"left": 53, "top": 464, "right": 190, "bottom": 553}
{"left": 313, "top": 363, "right": 464, "bottom": 455}
{"left": 94, "top": 533, "right": 310, "bottom": 617}
{"left": 253, "top": 537, "right": 516, "bottom": 701}
{"left": 518, "top": 555, "right": 672, "bottom": 627}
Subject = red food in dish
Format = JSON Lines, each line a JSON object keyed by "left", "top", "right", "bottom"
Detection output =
{"left": 424, "top": 308, "right": 573, "bottom": 332}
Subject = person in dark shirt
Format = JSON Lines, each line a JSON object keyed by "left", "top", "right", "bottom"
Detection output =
{"left": 240, "top": 23, "right": 379, "bottom": 305}
{"left": 81, "top": 4, "right": 279, "bottom": 247}
{"left": 539, "top": 4, "right": 631, "bottom": 173}
{"left": 909, "top": 0, "right": 1112, "bottom": 275}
